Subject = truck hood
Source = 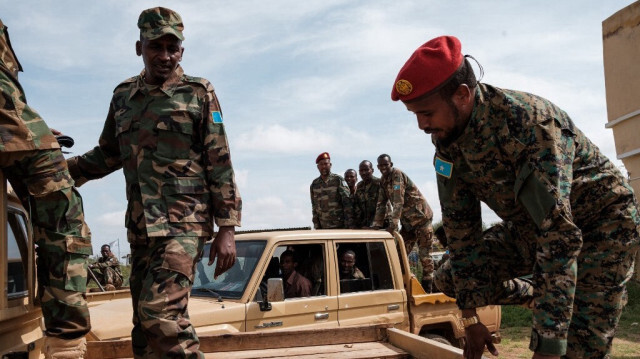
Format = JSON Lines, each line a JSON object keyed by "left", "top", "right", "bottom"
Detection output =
{"left": 87, "top": 297, "right": 246, "bottom": 341}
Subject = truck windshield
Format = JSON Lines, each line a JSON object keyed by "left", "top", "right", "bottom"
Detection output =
{"left": 192, "top": 240, "right": 266, "bottom": 299}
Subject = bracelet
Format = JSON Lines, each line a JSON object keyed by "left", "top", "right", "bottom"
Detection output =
{"left": 460, "top": 315, "right": 480, "bottom": 328}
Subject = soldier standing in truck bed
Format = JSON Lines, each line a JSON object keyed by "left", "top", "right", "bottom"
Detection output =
{"left": 310, "top": 152, "right": 353, "bottom": 229}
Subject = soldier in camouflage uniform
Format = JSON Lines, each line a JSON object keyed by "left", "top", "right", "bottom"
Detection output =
{"left": 344, "top": 169, "right": 357, "bottom": 196}
{"left": 0, "top": 18, "right": 92, "bottom": 359}
{"left": 393, "top": 35, "right": 640, "bottom": 359}
{"left": 89, "top": 244, "right": 123, "bottom": 290}
{"left": 67, "top": 7, "right": 242, "bottom": 359}
{"left": 372, "top": 154, "right": 434, "bottom": 292}
{"left": 310, "top": 152, "right": 353, "bottom": 229}
{"left": 353, "top": 160, "right": 388, "bottom": 228}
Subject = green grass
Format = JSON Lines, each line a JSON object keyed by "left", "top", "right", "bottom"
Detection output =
{"left": 87, "top": 265, "right": 131, "bottom": 289}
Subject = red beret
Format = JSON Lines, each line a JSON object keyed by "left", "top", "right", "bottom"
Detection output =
{"left": 316, "top": 152, "right": 330, "bottom": 164}
{"left": 391, "top": 36, "right": 463, "bottom": 102}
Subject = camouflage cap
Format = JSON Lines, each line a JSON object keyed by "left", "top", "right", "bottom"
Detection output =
{"left": 137, "top": 7, "right": 185, "bottom": 41}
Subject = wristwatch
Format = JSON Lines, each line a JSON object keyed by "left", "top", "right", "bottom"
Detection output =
{"left": 460, "top": 315, "right": 480, "bottom": 328}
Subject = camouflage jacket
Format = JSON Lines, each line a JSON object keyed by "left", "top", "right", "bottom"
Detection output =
{"left": 68, "top": 66, "right": 241, "bottom": 240}
{"left": 96, "top": 253, "right": 122, "bottom": 277}
{"left": 435, "top": 83, "right": 640, "bottom": 348}
{"left": 310, "top": 173, "right": 353, "bottom": 229}
{"left": 354, "top": 177, "right": 387, "bottom": 228}
{"left": 0, "top": 20, "right": 59, "bottom": 153}
{"left": 373, "top": 168, "right": 432, "bottom": 230}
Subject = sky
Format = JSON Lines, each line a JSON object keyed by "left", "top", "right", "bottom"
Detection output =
{"left": 3, "top": 0, "right": 635, "bottom": 258}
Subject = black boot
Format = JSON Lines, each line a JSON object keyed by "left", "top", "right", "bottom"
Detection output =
{"left": 421, "top": 278, "right": 433, "bottom": 294}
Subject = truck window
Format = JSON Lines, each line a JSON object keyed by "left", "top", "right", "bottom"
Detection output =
{"left": 192, "top": 240, "right": 266, "bottom": 299}
{"left": 259, "top": 244, "right": 325, "bottom": 300}
{"left": 337, "top": 241, "right": 394, "bottom": 293}
{"left": 6, "top": 210, "right": 29, "bottom": 299}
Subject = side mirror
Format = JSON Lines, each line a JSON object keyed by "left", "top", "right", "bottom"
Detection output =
{"left": 260, "top": 278, "right": 284, "bottom": 312}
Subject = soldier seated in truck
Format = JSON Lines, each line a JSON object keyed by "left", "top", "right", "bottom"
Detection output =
{"left": 339, "top": 250, "right": 365, "bottom": 280}
{"left": 280, "top": 250, "right": 312, "bottom": 298}
{"left": 88, "top": 244, "right": 123, "bottom": 291}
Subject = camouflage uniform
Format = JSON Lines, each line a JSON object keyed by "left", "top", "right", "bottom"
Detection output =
{"left": 90, "top": 252, "right": 123, "bottom": 289}
{"left": 0, "top": 19, "right": 92, "bottom": 339}
{"left": 436, "top": 83, "right": 640, "bottom": 358}
{"left": 353, "top": 176, "right": 389, "bottom": 228}
{"left": 310, "top": 173, "right": 353, "bottom": 229}
{"left": 373, "top": 167, "right": 434, "bottom": 280}
{"left": 68, "top": 58, "right": 242, "bottom": 357}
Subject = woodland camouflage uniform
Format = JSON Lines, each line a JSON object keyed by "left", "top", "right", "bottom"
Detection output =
{"left": 353, "top": 176, "right": 388, "bottom": 228}
{"left": 0, "top": 19, "right": 92, "bottom": 340}
{"left": 436, "top": 83, "right": 640, "bottom": 358}
{"left": 67, "top": 7, "right": 241, "bottom": 359}
{"left": 310, "top": 173, "right": 353, "bottom": 229}
{"left": 373, "top": 167, "right": 434, "bottom": 281}
{"left": 91, "top": 252, "right": 123, "bottom": 289}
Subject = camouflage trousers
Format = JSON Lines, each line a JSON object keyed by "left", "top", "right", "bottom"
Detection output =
{"left": 129, "top": 236, "right": 205, "bottom": 359}
{"left": 434, "top": 220, "right": 639, "bottom": 359}
{"left": 1, "top": 149, "right": 92, "bottom": 339}
{"left": 89, "top": 267, "right": 123, "bottom": 288}
{"left": 401, "top": 221, "right": 434, "bottom": 280}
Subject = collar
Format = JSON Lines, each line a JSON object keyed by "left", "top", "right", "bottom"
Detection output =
{"left": 129, "top": 65, "right": 184, "bottom": 100}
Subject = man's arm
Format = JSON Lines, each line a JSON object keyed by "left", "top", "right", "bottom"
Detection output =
{"left": 387, "top": 170, "right": 406, "bottom": 231}
{"left": 372, "top": 186, "right": 388, "bottom": 228}
{"left": 337, "top": 177, "right": 354, "bottom": 228}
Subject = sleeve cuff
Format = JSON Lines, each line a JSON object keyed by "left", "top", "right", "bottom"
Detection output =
{"left": 529, "top": 329, "right": 567, "bottom": 356}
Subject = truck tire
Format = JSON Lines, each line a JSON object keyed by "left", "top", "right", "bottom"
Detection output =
{"left": 422, "top": 333, "right": 452, "bottom": 346}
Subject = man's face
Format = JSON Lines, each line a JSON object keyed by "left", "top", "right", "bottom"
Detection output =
{"left": 280, "top": 255, "right": 296, "bottom": 277}
{"left": 358, "top": 162, "right": 373, "bottom": 183}
{"left": 344, "top": 170, "right": 357, "bottom": 188}
{"left": 377, "top": 157, "right": 393, "bottom": 177}
{"left": 340, "top": 253, "right": 356, "bottom": 275}
{"left": 317, "top": 158, "right": 332, "bottom": 177}
{"left": 136, "top": 35, "right": 184, "bottom": 85}
{"left": 404, "top": 91, "right": 468, "bottom": 146}
{"left": 101, "top": 247, "right": 110, "bottom": 258}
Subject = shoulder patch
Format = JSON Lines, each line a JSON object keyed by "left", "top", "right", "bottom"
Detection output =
{"left": 435, "top": 156, "right": 453, "bottom": 178}
{"left": 393, "top": 184, "right": 401, "bottom": 190}
{"left": 211, "top": 111, "right": 223, "bottom": 123}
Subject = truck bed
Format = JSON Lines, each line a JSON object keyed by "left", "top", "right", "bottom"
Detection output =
{"left": 86, "top": 325, "right": 468, "bottom": 359}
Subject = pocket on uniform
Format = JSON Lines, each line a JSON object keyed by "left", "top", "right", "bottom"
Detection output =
{"left": 64, "top": 236, "right": 93, "bottom": 291}
{"left": 115, "top": 112, "right": 134, "bottom": 161}
{"left": 161, "top": 238, "right": 202, "bottom": 281}
{"left": 163, "top": 177, "right": 210, "bottom": 223}
{"left": 514, "top": 163, "right": 556, "bottom": 230}
{"left": 155, "top": 115, "right": 194, "bottom": 159}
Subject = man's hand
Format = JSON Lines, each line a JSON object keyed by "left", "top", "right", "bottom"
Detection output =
{"left": 208, "top": 226, "right": 236, "bottom": 279}
{"left": 532, "top": 354, "right": 560, "bottom": 359}
{"left": 463, "top": 322, "right": 499, "bottom": 359}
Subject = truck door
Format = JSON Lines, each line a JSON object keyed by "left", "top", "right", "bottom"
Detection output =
{"left": 336, "top": 240, "right": 406, "bottom": 327}
{"left": 246, "top": 242, "right": 339, "bottom": 331}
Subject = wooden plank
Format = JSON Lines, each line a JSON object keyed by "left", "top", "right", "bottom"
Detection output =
{"left": 204, "top": 342, "right": 409, "bottom": 359}
{"left": 199, "top": 325, "right": 388, "bottom": 352}
{"left": 387, "top": 328, "right": 477, "bottom": 359}
{"left": 86, "top": 339, "right": 132, "bottom": 359}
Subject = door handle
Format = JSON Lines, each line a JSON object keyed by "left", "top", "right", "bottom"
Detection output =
{"left": 315, "top": 312, "right": 329, "bottom": 320}
{"left": 387, "top": 304, "right": 400, "bottom": 311}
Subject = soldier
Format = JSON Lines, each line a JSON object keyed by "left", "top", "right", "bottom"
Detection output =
{"left": 280, "top": 250, "right": 312, "bottom": 298}
{"left": 392, "top": 35, "right": 640, "bottom": 359}
{"left": 89, "top": 244, "right": 123, "bottom": 291}
{"left": 66, "top": 7, "right": 242, "bottom": 358}
{"left": 372, "top": 154, "right": 434, "bottom": 292}
{"left": 344, "top": 169, "right": 357, "bottom": 196}
{"left": 338, "top": 250, "right": 365, "bottom": 280}
{"left": 353, "top": 160, "right": 388, "bottom": 228}
{"left": 0, "top": 18, "right": 92, "bottom": 358}
{"left": 310, "top": 152, "right": 353, "bottom": 229}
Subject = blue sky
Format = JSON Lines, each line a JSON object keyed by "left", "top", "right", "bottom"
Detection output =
{"left": 3, "top": 0, "right": 634, "bottom": 257}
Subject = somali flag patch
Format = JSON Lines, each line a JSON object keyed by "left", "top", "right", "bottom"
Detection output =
{"left": 435, "top": 156, "right": 453, "bottom": 178}
{"left": 212, "top": 111, "right": 223, "bottom": 123}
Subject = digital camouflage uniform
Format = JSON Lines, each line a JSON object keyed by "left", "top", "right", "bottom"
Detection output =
{"left": 436, "top": 83, "right": 640, "bottom": 358}
{"left": 310, "top": 173, "right": 353, "bottom": 229}
{"left": 90, "top": 252, "right": 123, "bottom": 289}
{"left": 0, "top": 19, "right": 92, "bottom": 340}
{"left": 68, "top": 61, "right": 242, "bottom": 359}
{"left": 353, "top": 176, "right": 389, "bottom": 228}
{"left": 373, "top": 167, "right": 434, "bottom": 280}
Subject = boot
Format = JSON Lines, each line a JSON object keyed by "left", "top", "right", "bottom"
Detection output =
{"left": 421, "top": 278, "right": 433, "bottom": 294}
{"left": 43, "top": 336, "right": 87, "bottom": 359}
{"left": 104, "top": 284, "right": 116, "bottom": 291}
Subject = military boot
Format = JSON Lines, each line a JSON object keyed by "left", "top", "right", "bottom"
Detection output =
{"left": 104, "top": 284, "right": 116, "bottom": 291}
{"left": 43, "top": 336, "right": 87, "bottom": 359}
{"left": 421, "top": 278, "right": 433, "bottom": 294}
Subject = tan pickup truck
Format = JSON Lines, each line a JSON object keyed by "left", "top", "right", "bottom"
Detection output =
{"left": 87, "top": 229, "right": 501, "bottom": 347}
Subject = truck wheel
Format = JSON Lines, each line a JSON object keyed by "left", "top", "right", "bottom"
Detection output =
{"left": 422, "top": 333, "right": 452, "bottom": 346}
